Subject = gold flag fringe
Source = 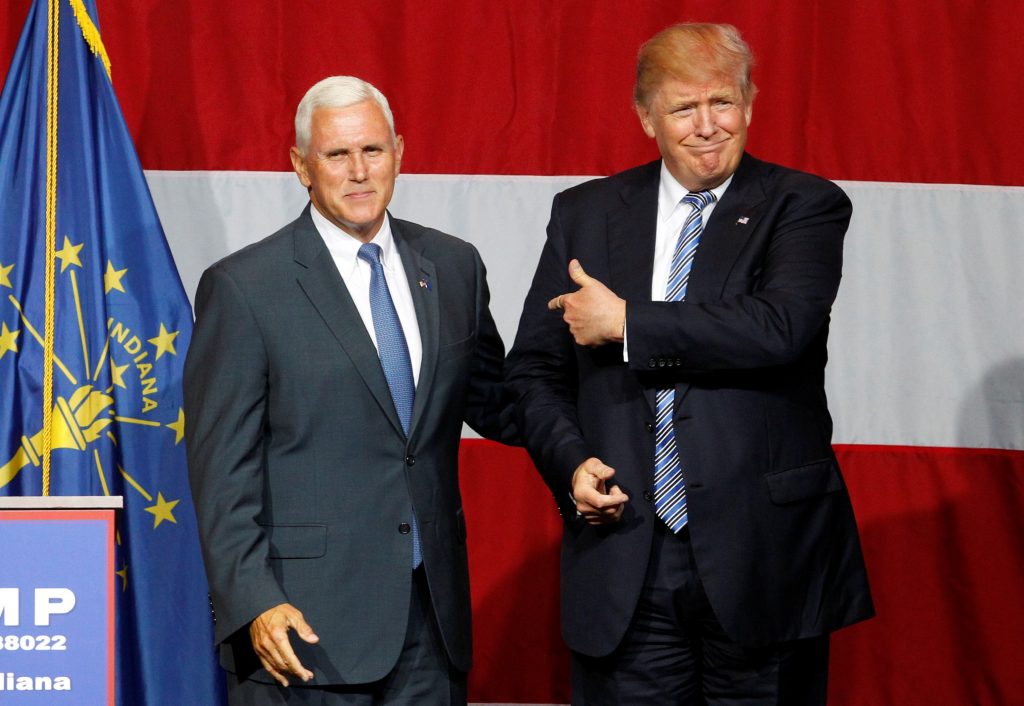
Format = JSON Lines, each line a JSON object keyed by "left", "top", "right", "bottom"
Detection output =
{"left": 69, "top": 0, "right": 111, "bottom": 79}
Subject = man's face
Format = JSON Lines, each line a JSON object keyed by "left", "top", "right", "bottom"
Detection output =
{"left": 290, "top": 100, "right": 404, "bottom": 241}
{"left": 636, "top": 76, "right": 751, "bottom": 192}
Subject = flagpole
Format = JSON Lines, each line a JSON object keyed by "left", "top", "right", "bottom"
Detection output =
{"left": 42, "top": 0, "right": 61, "bottom": 495}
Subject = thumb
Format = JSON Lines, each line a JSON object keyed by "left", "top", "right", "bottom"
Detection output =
{"left": 286, "top": 606, "right": 317, "bottom": 643}
{"left": 607, "top": 483, "right": 629, "bottom": 502}
{"left": 568, "top": 259, "right": 592, "bottom": 286}
{"left": 586, "top": 462, "right": 615, "bottom": 482}
{"left": 291, "top": 614, "right": 320, "bottom": 643}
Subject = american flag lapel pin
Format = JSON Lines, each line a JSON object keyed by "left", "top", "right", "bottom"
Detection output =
{"left": 736, "top": 216, "right": 750, "bottom": 225}
{"left": 418, "top": 278, "right": 431, "bottom": 290}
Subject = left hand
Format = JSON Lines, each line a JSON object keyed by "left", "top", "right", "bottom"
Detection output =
{"left": 571, "top": 457, "right": 629, "bottom": 524}
{"left": 547, "top": 259, "right": 626, "bottom": 347}
{"left": 248, "top": 603, "right": 319, "bottom": 687}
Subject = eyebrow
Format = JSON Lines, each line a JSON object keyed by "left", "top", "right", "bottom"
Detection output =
{"left": 708, "top": 88, "right": 740, "bottom": 101}
{"left": 321, "top": 143, "right": 388, "bottom": 156}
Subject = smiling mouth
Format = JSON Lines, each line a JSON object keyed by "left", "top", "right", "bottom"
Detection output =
{"left": 685, "top": 140, "right": 728, "bottom": 153}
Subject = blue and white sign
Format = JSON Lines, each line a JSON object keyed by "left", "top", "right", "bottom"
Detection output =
{"left": 0, "top": 509, "right": 114, "bottom": 704}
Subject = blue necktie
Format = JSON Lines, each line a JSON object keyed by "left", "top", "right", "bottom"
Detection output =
{"left": 653, "top": 190, "right": 716, "bottom": 533}
{"left": 357, "top": 242, "right": 421, "bottom": 568}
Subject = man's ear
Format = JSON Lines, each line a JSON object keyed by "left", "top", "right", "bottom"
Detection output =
{"left": 635, "top": 103, "right": 656, "bottom": 139}
{"left": 393, "top": 134, "right": 405, "bottom": 176}
{"left": 290, "top": 146, "right": 311, "bottom": 189}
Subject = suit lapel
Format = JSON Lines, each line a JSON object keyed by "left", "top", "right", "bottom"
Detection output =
{"left": 292, "top": 208, "right": 406, "bottom": 438}
{"left": 607, "top": 161, "right": 659, "bottom": 302}
{"left": 686, "top": 154, "right": 767, "bottom": 302}
{"left": 607, "top": 162, "right": 659, "bottom": 414}
{"left": 391, "top": 218, "right": 439, "bottom": 441}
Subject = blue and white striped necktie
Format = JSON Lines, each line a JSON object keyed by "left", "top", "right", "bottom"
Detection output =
{"left": 653, "top": 190, "right": 716, "bottom": 532}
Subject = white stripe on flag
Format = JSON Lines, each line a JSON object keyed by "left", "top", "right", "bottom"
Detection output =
{"left": 148, "top": 171, "right": 1024, "bottom": 452}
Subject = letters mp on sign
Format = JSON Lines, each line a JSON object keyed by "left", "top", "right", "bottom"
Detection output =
{"left": 0, "top": 510, "right": 114, "bottom": 704}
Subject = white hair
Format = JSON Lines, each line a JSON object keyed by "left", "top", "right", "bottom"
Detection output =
{"left": 294, "top": 76, "right": 396, "bottom": 154}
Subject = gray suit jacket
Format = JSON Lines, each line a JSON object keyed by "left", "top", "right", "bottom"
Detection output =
{"left": 184, "top": 206, "right": 513, "bottom": 684}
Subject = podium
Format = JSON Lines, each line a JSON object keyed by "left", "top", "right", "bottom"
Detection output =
{"left": 0, "top": 496, "right": 121, "bottom": 705}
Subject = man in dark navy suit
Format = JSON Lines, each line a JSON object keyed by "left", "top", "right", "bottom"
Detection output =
{"left": 507, "top": 23, "right": 873, "bottom": 705}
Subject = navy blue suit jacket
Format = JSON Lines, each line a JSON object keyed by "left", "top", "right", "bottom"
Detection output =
{"left": 507, "top": 154, "right": 874, "bottom": 655}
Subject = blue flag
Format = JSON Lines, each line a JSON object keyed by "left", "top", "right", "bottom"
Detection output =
{"left": 0, "top": 1, "right": 225, "bottom": 703}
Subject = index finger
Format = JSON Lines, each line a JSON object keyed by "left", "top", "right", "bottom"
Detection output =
{"left": 605, "top": 484, "right": 629, "bottom": 502}
{"left": 274, "top": 635, "right": 313, "bottom": 682}
{"left": 579, "top": 485, "right": 627, "bottom": 509}
{"left": 257, "top": 653, "right": 292, "bottom": 688}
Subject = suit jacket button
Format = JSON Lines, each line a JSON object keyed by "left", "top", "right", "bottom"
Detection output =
{"left": 643, "top": 490, "right": 654, "bottom": 502}
{"left": 644, "top": 422, "right": 654, "bottom": 433}
{"left": 398, "top": 522, "right": 412, "bottom": 534}
{"left": 405, "top": 455, "right": 416, "bottom": 466}
{"left": 657, "top": 359, "right": 666, "bottom": 368}
{"left": 648, "top": 358, "right": 657, "bottom": 368}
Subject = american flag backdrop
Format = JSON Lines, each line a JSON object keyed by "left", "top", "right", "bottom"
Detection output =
{"left": 2, "top": 2, "right": 1022, "bottom": 704}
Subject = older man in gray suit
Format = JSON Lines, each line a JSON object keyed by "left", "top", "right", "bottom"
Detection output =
{"left": 185, "top": 76, "right": 514, "bottom": 705}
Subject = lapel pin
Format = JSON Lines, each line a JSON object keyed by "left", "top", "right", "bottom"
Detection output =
{"left": 418, "top": 279, "right": 431, "bottom": 290}
{"left": 736, "top": 216, "right": 750, "bottom": 225}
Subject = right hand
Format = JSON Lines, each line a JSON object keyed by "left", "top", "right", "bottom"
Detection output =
{"left": 571, "top": 457, "right": 629, "bottom": 524}
{"left": 249, "top": 603, "right": 320, "bottom": 687}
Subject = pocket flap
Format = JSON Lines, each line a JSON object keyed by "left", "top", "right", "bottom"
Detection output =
{"left": 765, "top": 459, "right": 843, "bottom": 505}
{"left": 260, "top": 523, "right": 327, "bottom": 558}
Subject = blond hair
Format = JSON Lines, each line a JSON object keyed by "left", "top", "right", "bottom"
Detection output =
{"left": 634, "top": 23, "right": 757, "bottom": 107}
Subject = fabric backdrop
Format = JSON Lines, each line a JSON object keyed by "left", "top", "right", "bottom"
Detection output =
{"left": 3, "top": 2, "right": 1021, "bottom": 704}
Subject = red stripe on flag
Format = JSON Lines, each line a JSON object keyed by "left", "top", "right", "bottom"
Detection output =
{"left": 2, "top": 2, "right": 1022, "bottom": 184}
{"left": 461, "top": 440, "right": 1024, "bottom": 705}
{"left": 461, "top": 441, "right": 569, "bottom": 704}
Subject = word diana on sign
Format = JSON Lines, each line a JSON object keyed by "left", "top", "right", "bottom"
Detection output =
{"left": 0, "top": 672, "right": 72, "bottom": 691}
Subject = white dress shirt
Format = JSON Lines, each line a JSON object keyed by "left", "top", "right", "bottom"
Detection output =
{"left": 310, "top": 206, "right": 422, "bottom": 385}
{"left": 650, "top": 162, "right": 733, "bottom": 302}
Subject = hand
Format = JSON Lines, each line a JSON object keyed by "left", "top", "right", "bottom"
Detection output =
{"left": 249, "top": 603, "right": 320, "bottom": 687}
{"left": 548, "top": 260, "right": 625, "bottom": 347}
{"left": 571, "top": 457, "right": 629, "bottom": 524}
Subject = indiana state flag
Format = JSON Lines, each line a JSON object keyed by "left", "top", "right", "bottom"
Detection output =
{"left": 0, "top": 1, "right": 225, "bottom": 703}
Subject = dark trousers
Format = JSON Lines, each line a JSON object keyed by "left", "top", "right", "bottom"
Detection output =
{"left": 572, "top": 522, "right": 830, "bottom": 706}
{"left": 227, "top": 568, "right": 466, "bottom": 706}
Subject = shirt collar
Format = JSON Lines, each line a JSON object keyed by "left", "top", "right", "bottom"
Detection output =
{"left": 657, "top": 161, "right": 735, "bottom": 223}
{"left": 310, "top": 205, "right": 398, "bottom": 271}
